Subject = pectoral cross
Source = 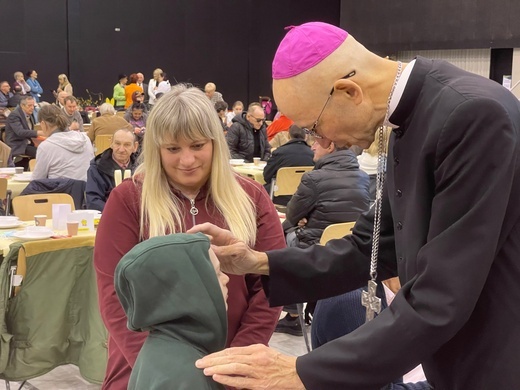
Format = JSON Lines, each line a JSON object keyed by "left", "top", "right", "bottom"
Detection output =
{"left": 361, "top": 279, "right": 381, "bottom": 322}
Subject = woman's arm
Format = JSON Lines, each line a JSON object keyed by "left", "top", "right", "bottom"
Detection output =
{"left": 228, "top": 181, "right": 286, "bottom": 346}
{"left": 93, "top": 181, "right": 147, "bottom": 366}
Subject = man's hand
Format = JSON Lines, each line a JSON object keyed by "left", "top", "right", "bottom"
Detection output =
{"left": 188, "top": 222, "right": 239, "bottom": 246}
{"left": 195, "top": 344, "right": 305, "bottom": 390}
{"left": 187, "top": 223, "right": 270, "bottom": 275}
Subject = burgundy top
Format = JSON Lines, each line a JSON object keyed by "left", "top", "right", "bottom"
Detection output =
{"left": 94, "top": 174, "right": 285, "bottom": 390}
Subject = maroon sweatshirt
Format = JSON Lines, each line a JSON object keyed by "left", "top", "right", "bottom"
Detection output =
{"left": 94, "top": 175, "right": 285, "bottom": 390}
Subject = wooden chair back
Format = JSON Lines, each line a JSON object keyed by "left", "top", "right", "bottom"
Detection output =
{"left": 29, "top": 159, "right": 37, "bottom": 172}
{"left": 12, "top": 193, "right": 75, "bottom": 220}
{"left": 0, "top": 141, "right": 11, "bottom": 168}
{"left": 94, "top": 134, "right": 113, "bottom": 156}
{"left": 270, "top": 166, "right": 314, "bottom": 198}
{"left": 0, "top": 178, "right": 7, "bottom": 200}
{"left": 320, "top": 221, "right": 356, "bottom": 245}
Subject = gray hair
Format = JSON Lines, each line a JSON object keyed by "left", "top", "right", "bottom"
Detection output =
{"left": 98, "top": 103, "right": 116, "bottom": 115}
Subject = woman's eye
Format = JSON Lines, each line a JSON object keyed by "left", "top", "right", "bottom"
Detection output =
{"left": 166, "top": 147, "right": 180, "bottom": 153}
{"left": 192, "top": 143, "right": 205, "bottom": 150}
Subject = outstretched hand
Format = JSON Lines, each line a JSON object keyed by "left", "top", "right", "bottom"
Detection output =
{"left": 195, "top": 344, "right": 305, "bottom": 390}
{"left": 187, "top": 223, "right": 270, "bottom": 276}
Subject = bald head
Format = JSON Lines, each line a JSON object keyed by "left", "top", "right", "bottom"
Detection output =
{"left": 58, "top": 91, "right": 69, "bottom": 105}
{"left": 272, "top": 26, "right": 402, "bottom": 149}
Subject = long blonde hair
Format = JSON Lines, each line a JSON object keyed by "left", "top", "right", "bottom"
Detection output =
{"left": 58, "top": 74, "right": 70, "bottom": 88}
{"left": 135, "top": 84, "right": 257, "bottom": 245}
{"left": 365, "top": 127, "right": 392, "bottom": 156}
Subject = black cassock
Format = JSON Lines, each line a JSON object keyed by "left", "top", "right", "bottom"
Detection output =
{"left": 266, "top": 56, "right": 520, "bottom": 390}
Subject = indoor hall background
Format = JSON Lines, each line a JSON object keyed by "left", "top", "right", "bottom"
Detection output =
{"left": 0, "top": 0, "right": 341, "bottom": 107}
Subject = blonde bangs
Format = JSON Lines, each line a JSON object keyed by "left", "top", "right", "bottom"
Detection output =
{"left": 138, "top": 85, "right": 258, "bottom": 245}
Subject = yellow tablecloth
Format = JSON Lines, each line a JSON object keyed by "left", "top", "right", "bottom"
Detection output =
{"left": 0, "top": 219, "right": 96, "bottom": 256}
{"left": 8, "top": 179, "right": 29, "bottom": 198}
{"left": 232, "top": 164, "right": 266, "bottom": 185}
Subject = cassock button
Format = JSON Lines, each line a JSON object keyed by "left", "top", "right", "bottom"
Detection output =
{"left": 396, "top": 222, "right": 403, "bottom": 230}
{"left": 396, "top": 189, "right": 402, "bottom": 197}
{"left": 394, "top": 157, "right": 399, "bottom": 166}
{"left": 398, "top": 256, "right": 404, "bottom": 263}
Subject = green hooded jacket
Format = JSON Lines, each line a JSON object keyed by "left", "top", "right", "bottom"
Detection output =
{"left": 115, "top": 233, "right": 227, "bottom": 390}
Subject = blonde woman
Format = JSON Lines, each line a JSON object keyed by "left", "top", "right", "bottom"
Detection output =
{"left": 54, "top": 73, "right": 73, "bottom": 97}
{"left": 94, "top": 85, "right": 285, "bottom": 390}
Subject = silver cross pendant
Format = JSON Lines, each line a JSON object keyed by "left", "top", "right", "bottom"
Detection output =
{"left": 361, "top": 279, "right": 381, "bottom": 322}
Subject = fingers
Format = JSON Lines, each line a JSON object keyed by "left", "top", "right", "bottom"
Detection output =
{"left": 196, "top": 345, "right": 263, "bottom": 368}
{"left": 187, "top": 222, "right": 221, "bottom": 238}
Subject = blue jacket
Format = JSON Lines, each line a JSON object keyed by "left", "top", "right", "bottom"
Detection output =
{"left": 26, "top": 79, "right": 43, "bottom": 102}
{"left": 86, "top": 148, "right": 138, "bottom": 212}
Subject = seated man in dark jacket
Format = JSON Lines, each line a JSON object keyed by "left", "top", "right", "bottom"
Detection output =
{"left": 263, "top": 125, "right": 314, "bottom": 206}
{"left": 276, "top": 141, "right": 371, "bottom": 336}
{"left": 282, "top": 142, "right": 371, "bottom": 248}
{"left": 5, "top": 95, "right": 43, "bottom": 162}
{"left": 226, "top": 102, "right": 271, "bottom": 162}
{"left": 86, "top": 128, "right": 138, "bottom": 211}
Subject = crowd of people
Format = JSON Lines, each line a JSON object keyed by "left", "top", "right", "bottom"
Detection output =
{"left": 1, "top": 19, "right": 519, "bottom": 390}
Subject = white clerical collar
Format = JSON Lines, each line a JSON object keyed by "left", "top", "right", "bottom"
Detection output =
{"left": 387, "top": 59, "right": 416, "bottom": 128}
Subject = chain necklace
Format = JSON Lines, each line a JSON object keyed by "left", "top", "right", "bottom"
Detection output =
{"left": 361, "top": 61, "right": 403, "bottom": 322}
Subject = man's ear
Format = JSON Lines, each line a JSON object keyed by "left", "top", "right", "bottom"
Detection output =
{"left": 333, "top": 79, "right": 363, "bottom": 105}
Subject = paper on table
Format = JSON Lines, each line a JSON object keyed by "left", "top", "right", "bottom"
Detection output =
{"left": 114, "top": 170, "right": 122, "bottom": 186}
{"left": 52, "top": 204, "right": 72, "bottom": 230}
{"left": 68, "top": 212, "right": 94, "bottom": 232}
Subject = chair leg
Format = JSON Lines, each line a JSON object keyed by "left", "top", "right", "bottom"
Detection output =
{"left": 296, "top": 303, "right": 311, "bottom": 352}
{"left": 5, "top": 189, "right": 11, "bottom": 216}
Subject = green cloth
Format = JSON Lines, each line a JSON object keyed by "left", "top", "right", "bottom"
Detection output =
{"left": 116, "top": 233, "right": 227, "bottom": 390}
{"left": 0, "top": 237, "right": 107, "bottom": 383}
{"left": 113, "top": 83, "right": 126, "bottom": 107}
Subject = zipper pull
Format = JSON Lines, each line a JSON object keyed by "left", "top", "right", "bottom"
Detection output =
{"left": 189, "top": 198, "right": 199, "bottom": 216}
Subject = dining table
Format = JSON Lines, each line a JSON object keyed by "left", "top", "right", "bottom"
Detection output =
{"left": 232, "top": 162, "right": 267, "bottom": 185}
{"left": 0, "top": 218, "right": 96, "bottom": 256}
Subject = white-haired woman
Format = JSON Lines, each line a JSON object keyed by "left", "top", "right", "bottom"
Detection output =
{"left": 94, "top": 85, "right": 285, "bottom": 390}
{"left": 55, "top": 73, "right": 73, "bottom": 96}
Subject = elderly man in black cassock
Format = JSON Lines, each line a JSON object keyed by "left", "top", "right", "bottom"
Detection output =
{"left": 192, "top": 22, "right": 520, "bottom": 390}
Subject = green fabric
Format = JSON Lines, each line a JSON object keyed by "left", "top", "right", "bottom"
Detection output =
{"left": 116, "top": 233, "right": 227, "bottom": 390}
{"left": 113, "top": 83, "right": 126, "bottom": 107}
{"left": 0, "top": 239, "right": 108, "bottom": 383}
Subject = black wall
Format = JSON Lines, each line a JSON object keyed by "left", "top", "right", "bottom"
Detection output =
{"left": 340, "top": 0, "right": 520, "bottom": 54}
{"left": 1, "top": 0, "right": 341, "bottom": 106}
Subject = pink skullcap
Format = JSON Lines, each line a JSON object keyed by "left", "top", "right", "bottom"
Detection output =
{"left": 272, "top": 22, "right": 348, "bottom": 79}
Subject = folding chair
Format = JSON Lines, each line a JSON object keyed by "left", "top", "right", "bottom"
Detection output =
{"left": 319, "top": 221, "right": 356, "bottom": 245}
{"left": 0, "top": 178, "right": 12, "bottom": 216}
{"left": 269, "top": 166, "right": 313, "bottom": 212}
{"left": 94, "top": 134, "right": 113, "bottom": 156}
{"left": 296, "top": 221, "right": 356, "bottom": 353}
{"left": 0, "top": 236, "right": 107, "bottom": 385}
{"left": 12, "top": 193, "right": 75, "bottom": 220}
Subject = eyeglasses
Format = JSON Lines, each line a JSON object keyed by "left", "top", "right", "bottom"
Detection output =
{"left": 302, "top": 70, "right": 356, "bottom": 139}
{"left": 250, "top": 116, "right": 265, "bottom": 124}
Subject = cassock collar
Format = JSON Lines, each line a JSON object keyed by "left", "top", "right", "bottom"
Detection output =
{"left": 387, "top": 59, "right": 415, "bottom": 128}
{"left": 388, "top": 56, "right": 434, "bottom": 135}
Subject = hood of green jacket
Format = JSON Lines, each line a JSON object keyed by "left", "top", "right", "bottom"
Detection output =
{"left": 115, "top": 233, "right": 227, "bottom": 355}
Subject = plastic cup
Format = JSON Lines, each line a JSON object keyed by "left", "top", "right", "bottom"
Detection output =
{"left": 253, "top": 157, "right": 261, "bottom": 166}
{"left": 34, "top": 215, "right": 47, "bottom": 226}
{"left": 15, "top": 167, "right": 24, "bottom": 174}
{"left": 67, "top": 221, "right": 79, "bottom": 236}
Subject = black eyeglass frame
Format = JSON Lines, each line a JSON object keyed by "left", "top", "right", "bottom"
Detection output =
{"left": 303, "top": 70, "right": 356, "bottom": 139}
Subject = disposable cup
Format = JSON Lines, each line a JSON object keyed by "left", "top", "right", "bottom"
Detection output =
{"left": 67, "top": 221, "right": 79, "bottom": 236}
{"left": 253, "top": 157, "right": 261, "bottom": 166}
{"left": 34, "top": 215, "right": 47, "bottom": 227}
